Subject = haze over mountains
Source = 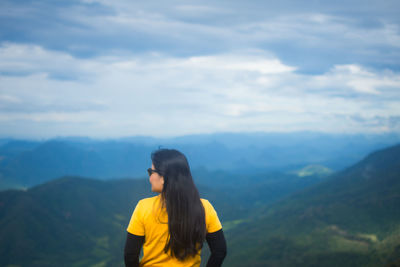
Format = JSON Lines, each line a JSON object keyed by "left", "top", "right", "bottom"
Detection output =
{"left": 0, "top": 133, "right": 399, "bottom": 266}
{"left": 1, "top": 132, "right": 399, "bottom": 190}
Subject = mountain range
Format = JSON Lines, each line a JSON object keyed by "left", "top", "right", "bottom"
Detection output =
{"left": 1, "top": 132, "right": 399, "bottom": 190}
{"left": 0, "top": 140, "right": 399, "bottom": 266}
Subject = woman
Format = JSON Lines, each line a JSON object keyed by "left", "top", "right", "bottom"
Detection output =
{"left": 124, "top": 149, "right": 227, "bottom": 267}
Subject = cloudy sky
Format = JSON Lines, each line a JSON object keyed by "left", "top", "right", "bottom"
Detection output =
{"left": 1, "top": 0, "right": 400, "bottom": 139}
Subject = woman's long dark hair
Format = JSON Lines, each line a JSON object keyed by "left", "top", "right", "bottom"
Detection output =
{"left": 151, "top": 149, "right": 206, "bottom": 261}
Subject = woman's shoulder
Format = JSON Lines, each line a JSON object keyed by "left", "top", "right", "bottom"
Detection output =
{"left": 201, "top": 198, "right": 222, "bottom": 232}
{"left": 200, "top": 198, "right": 214, "bottom": 209}
{"left": 200, "top": 198, "right": 210, "bottom": 204}
{"left": 137, "top": 195, "right": 160, "bottom": 207}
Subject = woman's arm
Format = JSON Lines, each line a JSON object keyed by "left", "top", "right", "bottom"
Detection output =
{"left": 124, "top": 232, "right": 145, "bottom": 267}
{"left": 206, "top": 229, "right": 227, "bottom": 267}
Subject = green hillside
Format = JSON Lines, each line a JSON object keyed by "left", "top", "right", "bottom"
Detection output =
{"left": 0, "top": 176, "right": 242, "bottom": 267}
{"left": 0, "top": 177, "right": 152, "bottom": 266}
{"left": 226, "top": 144, "right": 400, "bottom": 266}
{"left": 293, "top": 164, "right": 334, "bottom": 177}
{"left": 0, "top": 171, "right": 323, "bottom": 266}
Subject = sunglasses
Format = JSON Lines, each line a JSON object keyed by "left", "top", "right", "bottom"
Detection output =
{"left": 147, "top": 168, "right": 159, "bottom": 176}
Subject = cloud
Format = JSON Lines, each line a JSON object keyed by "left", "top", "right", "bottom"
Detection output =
{"left": 308, "top": 64, "right": 400, "bottom": 96}
{"left": 0, "top": 43, "right": 88, "bottom": 79}
{"left": 1, "top": 1, "right": 400, "bottom": 138}
{"left": 2, "top": 1, "right": 400, "bottom": 73}
{"left": 0, "top": 43, "right": 399, "bottom": 138}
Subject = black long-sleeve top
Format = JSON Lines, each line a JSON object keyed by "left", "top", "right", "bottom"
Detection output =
{"left": 124, "top": 229, "right": 227, "bottom": 267}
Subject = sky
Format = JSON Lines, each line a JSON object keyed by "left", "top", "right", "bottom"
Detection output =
{"left": 0, "top": 0, "right": 400, "bottom": 139}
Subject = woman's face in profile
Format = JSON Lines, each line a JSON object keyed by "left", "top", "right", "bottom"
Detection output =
{"left": 149, "top": 163, "right": 164, "bottom": 193}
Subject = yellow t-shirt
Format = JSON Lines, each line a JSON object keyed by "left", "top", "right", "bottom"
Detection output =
{"left": 126, "top": 195, "right": 222, "bottom": 267}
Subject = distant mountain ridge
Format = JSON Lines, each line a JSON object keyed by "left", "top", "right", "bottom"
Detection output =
{"left": 1, "top": 132, "right": 399, "bottom": 189}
